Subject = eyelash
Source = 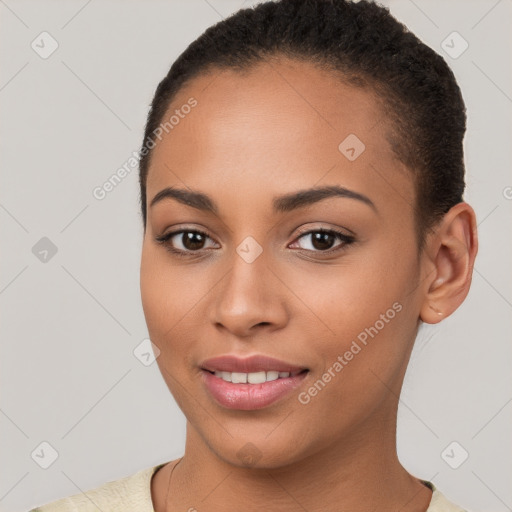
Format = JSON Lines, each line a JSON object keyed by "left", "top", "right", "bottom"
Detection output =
{"left": 155, "top": 227, "right": 355, "bottom": 259}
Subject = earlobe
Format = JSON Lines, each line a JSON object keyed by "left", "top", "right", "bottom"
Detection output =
{"left": 428, "top": 303, "right": 443, "bottom": 317}
{"left": 419, "top": 202, "right": 478, "bottom": 324}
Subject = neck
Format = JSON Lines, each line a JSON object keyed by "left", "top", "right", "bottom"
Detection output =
{"left": 155, "top": 405, "right": 432, "bottom": 512}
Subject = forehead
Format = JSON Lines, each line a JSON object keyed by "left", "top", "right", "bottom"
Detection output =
{"left": 146, "top": 57, "right": 414, "bottom": 216}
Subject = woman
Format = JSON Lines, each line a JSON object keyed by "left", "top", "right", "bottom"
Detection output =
{"left": 30, "top": 0, "right": 478, "bottom": 510}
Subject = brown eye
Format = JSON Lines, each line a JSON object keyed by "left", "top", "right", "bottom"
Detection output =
{"left": 155, "top": 229, "right": 218, "bottom": 256}
{"left": 310, "top": 231, "right": 337, "bottom": 251}
{"left": 179, "top": 231, "right": 207, "bottom": 251}
{"left": 291, "top": 228, "right": 355, "bottom": 253}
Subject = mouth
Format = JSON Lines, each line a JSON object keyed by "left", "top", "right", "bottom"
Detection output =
{"left": 199, "top": 354, "right": 310, "bottom": 410}
{"left": 201, "top": 368, "right": 308, "bottom": 383}
{"left": 200, "top": 353, "right": 308, "bottom": 374}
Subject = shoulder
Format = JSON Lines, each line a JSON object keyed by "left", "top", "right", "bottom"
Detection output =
{"left": 424, "top": 481, "right": 468, "bottom": 512}
{"left": 27, "top": 463, "right": 166, "bottom": 512}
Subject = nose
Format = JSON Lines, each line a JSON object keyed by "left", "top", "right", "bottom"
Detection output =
{"left": 210, "top": 247, "right": 289, "bottom": 338}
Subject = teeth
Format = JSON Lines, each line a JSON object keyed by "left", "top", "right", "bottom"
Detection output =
{"left": 248, "top": 371, "right": 266, "bottom": 384}
{"left": 231, "top": 372, "right": 247, "bottom": 384}
{"left": 266, "top": 371, "right": 279, "bottom": 381}
{"left": 213, "top": 370, "right": 298, "bottom": 384}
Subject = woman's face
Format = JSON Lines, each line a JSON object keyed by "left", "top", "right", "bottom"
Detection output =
{"left": 140, "top": 57, "right": 429, "bottom": 468}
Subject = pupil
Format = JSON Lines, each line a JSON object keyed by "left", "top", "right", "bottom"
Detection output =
{"left": 180, "top": 231, "right": 335, "bottom": 251}
{"left": 184, "top": 232, "right": 204, "bottom": 250}
{"left": 312, "top": 232, "right": 334, "bottom": 250}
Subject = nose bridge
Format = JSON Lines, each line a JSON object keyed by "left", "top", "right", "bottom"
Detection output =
{"left": 211, "top": 233, "right": 287, "bottom": 334}
{"left": 222, "top": 235, "right": 270, "bottom": 308}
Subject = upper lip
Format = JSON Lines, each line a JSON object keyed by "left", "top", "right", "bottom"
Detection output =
{"left": 200, "top": 354, "right": 308, "bottom": 374}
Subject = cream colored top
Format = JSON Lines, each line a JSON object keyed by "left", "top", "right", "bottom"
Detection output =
{"left": 28, "top": 463, "right": 467, "bottom": 511}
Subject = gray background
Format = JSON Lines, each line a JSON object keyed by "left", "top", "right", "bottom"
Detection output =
{"left": 1, "top": 0, "right": 511, "bottom": 511}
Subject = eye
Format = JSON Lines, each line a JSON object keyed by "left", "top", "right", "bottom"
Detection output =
{"left": 155, "top": 226, "right": 355, "bottom": 258}
{"left": 155, "top": 229, "right": 218, "bottom": 257}
{"left": 289, "top": 228, "right": 355, "bottom": 254}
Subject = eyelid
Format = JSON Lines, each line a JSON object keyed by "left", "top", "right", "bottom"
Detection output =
{"left": 155, "top": 223, "right": 356, "bottom": 260}
{"left": 157, "top": 223, "right": 353, "bottom": 243}
{"left": 290, "top": 226, "right": 355, "bottom": 251}
{"left": 156, "top": 226, "right": 218, "bottom": 247}
{"left": 158, "top": 224, "right": 217, "bottom": 240}
{"left": 293, "top": 223, "right": 355, "bottom": 238}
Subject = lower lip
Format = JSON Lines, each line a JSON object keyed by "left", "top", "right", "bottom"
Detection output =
{"left": 201, "top": 370, "right": 309, "bottom": 410}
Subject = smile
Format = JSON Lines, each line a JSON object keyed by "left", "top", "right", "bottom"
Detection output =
{"left": 199, "top": 354, "right": 310, "bottom": 410}
{"left": 209, "top": 370, "right": 303, "bottom": 384}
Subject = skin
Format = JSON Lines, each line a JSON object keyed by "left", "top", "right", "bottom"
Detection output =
{"left": 140, "top": 56, "right": 478, "bottom": 512}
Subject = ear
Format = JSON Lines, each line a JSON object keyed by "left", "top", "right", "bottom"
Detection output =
{"left": 419, "top": 202, "right": 478, "bottom": 324}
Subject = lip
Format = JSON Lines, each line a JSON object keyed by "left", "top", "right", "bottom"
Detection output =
{"left": 200, "top": 354, "right": 308, "bottom": 374}
{"left": 201, "top": 369, "right": 309, "bottom": 410}
{"left": 199, "top": 354, "right": 310, "bottom": 410}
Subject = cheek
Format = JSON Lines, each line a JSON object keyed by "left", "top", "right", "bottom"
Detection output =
{"left": 140, "top": 247, "right": 198, "bottom": 406}
{"left": 287, "top": 251, "right": 413, "bottom": 337}
{"left": 140, "top": 246, "right": 189, "bottom": 381}
{"left": 140, "top": 248, "right": 167, "bottom": 332}
{"left": 140, "top": 244, "right": 209, "bottom": 372}
{"left": 140, "top": 245, "right": 192, "bottom": 333}
{"left": 295, "top": 301, "right": 415, "bottom": 441}
{"left": 292, "top": 244, "right": 419, "bottom": 381}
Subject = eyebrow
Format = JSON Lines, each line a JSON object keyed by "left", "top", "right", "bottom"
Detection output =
{"left": 149, "top": 184, "right": 377, "bottom": 214}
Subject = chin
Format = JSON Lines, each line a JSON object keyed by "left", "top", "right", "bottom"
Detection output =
{"left": 195, "top": 422, "right": 318, "bottom": 470}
